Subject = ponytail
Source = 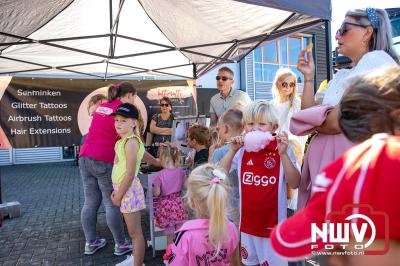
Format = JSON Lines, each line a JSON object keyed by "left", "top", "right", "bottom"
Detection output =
{"left": 159, "top": 143, "right": 182, "bottom": 168}
{"left": 136, "top": 113, "right": 144, "bottom": 136}
{"left": 107, "top": 82, "right": 137, "bottom": 102}
{"left": 186, "top": 164, "right": 230, "bottom": 250}
{"left": 171, "top": 145, "right": 181, "bottom": 167}
{"left": 207, "top": 179, "right": 228, "bottom": 249}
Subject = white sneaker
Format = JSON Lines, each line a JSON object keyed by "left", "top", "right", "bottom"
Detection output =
{"left": 115, "top": 255, "right": 145, "bottom": 266}
{"left": 116, "top": 255, "right": 133, "bottom": 266}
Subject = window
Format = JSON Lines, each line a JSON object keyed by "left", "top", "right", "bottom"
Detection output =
{"left": 263, "top": 42, "right": 278, "bottom": 63}
{"left": 289, "top": 37, "right": 302, "bottom": 65}
{"left": 303, "top": 37, "right": 310, "bottom": 50}
{"left": 279, "top": 39, "right": 288, "bottom": 64}
{"left": 253, "top": 35, "right": 312, "bottom": 83}
{"left": 255, "top": 63, "right": 263, "bottom": 81}
{"left": 254, "top": 47, "right": 262, "bottom": 62}
{"left": 263, "top": 65, "right": 279, "bottom": 81}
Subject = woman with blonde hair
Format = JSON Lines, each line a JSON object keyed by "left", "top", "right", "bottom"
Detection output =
{"left": 295, "top": 7, "right": 398, "bottom": 210}
{"left": 272, "top": 68, "right": 307, "bottom": 148}
{"left": 168, "top": 164, "right": 239, "bottom": 265}
{"left": 272, "top": 68, "right": 307, "bottom": 217}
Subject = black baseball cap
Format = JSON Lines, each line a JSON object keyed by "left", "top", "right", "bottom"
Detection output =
{"left": 111, "top": 103, "right": 139, "bottom": 119}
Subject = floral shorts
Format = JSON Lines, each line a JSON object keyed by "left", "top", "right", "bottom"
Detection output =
{"left": 113, "top": 178, "right": 146, "bottom": 213}
{"left": 155, "top": 192, "right": 187, "bottom": 229}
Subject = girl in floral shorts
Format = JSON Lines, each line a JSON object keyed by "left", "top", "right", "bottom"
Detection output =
{"left": 110, "top": 103, "right": 145, "bottom": 266}
{"left": 152, "top": 143, "right": 188, "bottom": 261}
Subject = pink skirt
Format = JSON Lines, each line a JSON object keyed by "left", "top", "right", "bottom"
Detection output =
{"left": 155, "top": 192, "right": 187, "bottom": 229}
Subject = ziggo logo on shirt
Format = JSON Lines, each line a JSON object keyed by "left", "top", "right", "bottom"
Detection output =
{"left": 242, "top": 172, "right": 277, "bottom": 186}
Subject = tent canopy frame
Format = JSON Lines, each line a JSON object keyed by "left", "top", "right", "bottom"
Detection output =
{"left": 0, "top": 0, "right": 331, "bottom": 80}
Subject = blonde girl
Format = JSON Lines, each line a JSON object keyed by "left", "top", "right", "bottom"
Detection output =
{"left": 272, "top": 69, "right": 307, "bottom": 216}
{"left": 168, "top": 164, "right": 239, "bottom": 266}
{"left": 110, "top": 103, "right": 145, "bottom": 266}
{"left": 272, "top": 68, "right": 299, "bottom": 112}
{"left": 152, "top": 143, "right": 188, "bottom": 260}
{"left": 272, "top": 68, "right": 307, "bottom": 152}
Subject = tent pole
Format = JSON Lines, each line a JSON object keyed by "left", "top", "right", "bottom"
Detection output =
{"left": 197, "top": 42, "right": 237, "bottom": 76}
{"left": 57, "top": 61, "right": 104, "bottom": 68}
{"left": 192, "top": 63, "right": 197, "bottom": 79}
{"left": 325, "top": 20, "right": 333, "bottom": 81}
{"left": 109, "top": 0, "right": 114, "bottom": 57}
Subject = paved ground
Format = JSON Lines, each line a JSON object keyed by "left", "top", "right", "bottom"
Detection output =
{"left": 0, "top": 162, "right": 164, "bottom": 266}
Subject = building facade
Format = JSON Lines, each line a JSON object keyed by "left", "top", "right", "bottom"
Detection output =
{"left": 240, "top": 24, "right": 329, "bottom": 100}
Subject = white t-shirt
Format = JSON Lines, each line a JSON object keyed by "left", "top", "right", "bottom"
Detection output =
{"left": 322, "top": 50, "right": 398, "bottom": 106}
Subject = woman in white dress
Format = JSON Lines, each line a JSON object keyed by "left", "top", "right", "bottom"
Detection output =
{"left": 272, "top": 68, "right": 307, "bottom": 215}
{"left": 272, "top": 68, "right": 307, "bottom": 152}
{"left": 296, "top": 7, "right": 399, "bottom": 210}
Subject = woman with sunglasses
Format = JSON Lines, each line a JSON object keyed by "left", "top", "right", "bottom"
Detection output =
{"left": 150, "top": 96, "right": 174, "bottom": 148}
{"left": 272, "top": 68, "right": 304, "bottom": 141}
{"left": 272, "top": 68, "right": 307, "bottom": 218}
{"left": 295, "top": 7, "right": 398, "bottom": 211}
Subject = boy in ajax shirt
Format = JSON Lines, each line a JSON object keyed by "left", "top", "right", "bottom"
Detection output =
{"left": 219, "top": 100, "right": 300, "bottom": 266}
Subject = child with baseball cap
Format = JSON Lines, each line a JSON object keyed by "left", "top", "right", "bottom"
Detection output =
{"left": 270, "top": 66, "right": 400, "bottom": 265}
{"left": 219, "top": 100, "right": 300, "bottom": 266}
{"left": 110, "top": 103, "right": 145, "bottom": 266}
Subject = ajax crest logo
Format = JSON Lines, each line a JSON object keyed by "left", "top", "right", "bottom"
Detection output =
{"left": 264, "top": 157, "right": 276, "bottom": 169}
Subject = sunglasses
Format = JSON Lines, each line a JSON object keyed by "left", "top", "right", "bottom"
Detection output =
{"left": 216, "top": 76, "right": 233, "bottom": 81}
{"left": 281, "top": 82, "right": 296, "bottom": 88}
{"left": 160, "top": 103, "right": 169, "bottom": 107}
{"left": 336, "top": 22, "right": 369, "bottom": 36}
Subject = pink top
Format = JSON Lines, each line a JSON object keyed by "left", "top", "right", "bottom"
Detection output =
{"left": 153, "top": 168, "right": 185, "bottom": 196}
{"left": 169, "top": 219, "right": 238, "bottom": 266}
{"left": 80, "top": 99, "right": 123, "bottom": 163}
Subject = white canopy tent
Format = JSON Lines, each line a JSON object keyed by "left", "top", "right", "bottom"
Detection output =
{"left": 0, "top": 0, "right": 332, "bottom": 79}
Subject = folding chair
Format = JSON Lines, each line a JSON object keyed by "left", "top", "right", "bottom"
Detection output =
{"left": 147, "top": 173, "right": 166, "bottom": 257}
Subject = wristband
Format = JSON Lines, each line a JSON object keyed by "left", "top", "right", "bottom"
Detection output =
{"left": 304, "top": 79, "right": 314, "bottom": 83}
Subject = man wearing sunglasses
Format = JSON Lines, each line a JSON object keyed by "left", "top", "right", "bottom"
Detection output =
{"left": 209, "top": 67, "right": 252, "bottom": 126}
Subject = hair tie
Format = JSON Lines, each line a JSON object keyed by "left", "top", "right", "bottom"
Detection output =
{"left": 211, "top": 169, "right": 226, "bottom": 181}
{"left": 210, "top": 178, "right": 220, "bottom": 186}
{"left": 115, "top": 84, "right": 121, "bottom": 92}
{"left": 366, "top": 7, "right": 379, "bottom": 29}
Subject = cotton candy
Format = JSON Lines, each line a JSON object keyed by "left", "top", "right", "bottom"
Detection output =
{"left": 244, "top": 131, "right": 275, "bottom": 152}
